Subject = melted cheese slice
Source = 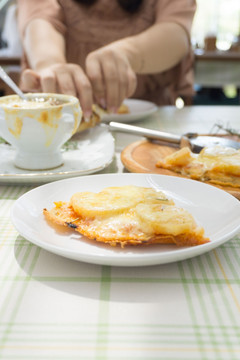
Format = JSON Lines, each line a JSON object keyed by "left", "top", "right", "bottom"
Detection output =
{"left": 156, "top": 146, "right": 240, "bottom": 187}
{"left": 43, "top": 185, "right": 209, "bottom": 248}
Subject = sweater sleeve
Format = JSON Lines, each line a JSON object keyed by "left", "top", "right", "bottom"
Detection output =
{"left": 156, "top": 0, "right": 196, "bottom": 42}
{"left": 17, "top": 0, "right": 66, "bottom": 40}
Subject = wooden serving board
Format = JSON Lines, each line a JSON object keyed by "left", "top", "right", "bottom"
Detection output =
{"left": 121, "top": 140, "right": 240, "bottom": 200}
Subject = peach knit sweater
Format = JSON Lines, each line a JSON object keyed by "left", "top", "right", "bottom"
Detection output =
{"left": 17, "top": 0, "right": 196, "bottom": 104}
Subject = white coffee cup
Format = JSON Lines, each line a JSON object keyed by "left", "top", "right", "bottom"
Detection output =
{"left": 0, "top": 93, "right": 82, "bottom": 170}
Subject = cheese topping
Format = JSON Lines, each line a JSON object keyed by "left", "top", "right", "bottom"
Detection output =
{"left": 43, "top": 185, "right": 210, "bottom": 247}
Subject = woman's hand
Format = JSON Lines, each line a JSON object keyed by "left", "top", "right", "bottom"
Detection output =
{"left": 20, "top": 42, "right": 138, "bottom": 114}
{"left": 86, "top": 43, "right": 137, "bottom": 112}
{"left": 21, "top": 63, "right": 93, "bottom": 117}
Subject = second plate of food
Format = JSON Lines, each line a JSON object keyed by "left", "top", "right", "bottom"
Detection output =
{"left": 121, "top": 140, "right": 240, "bottom": 200}
{"left": 101, "top": 99, "right": 158, "bottom": 123}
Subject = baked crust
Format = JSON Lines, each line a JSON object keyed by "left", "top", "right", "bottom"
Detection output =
{"left": 76, "top": 108, "right": 101, "bottom": 133}
{"left": 76, "top": 103, "right": 129, "bottom": 133}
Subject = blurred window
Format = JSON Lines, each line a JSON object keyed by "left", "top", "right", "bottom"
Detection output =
{"left": 192, "top": 0, "right": 240, "bottom": 50}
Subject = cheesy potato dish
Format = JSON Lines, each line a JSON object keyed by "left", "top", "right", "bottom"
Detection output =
{"left": 156, "top": 146, "right": 240, "bottom": 188}
{"left": 43, "top": 185, "right": 209, "bottom": 248}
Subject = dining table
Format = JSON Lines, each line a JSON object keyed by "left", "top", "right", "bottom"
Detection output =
{"left": 0, "top": 104, "right": 240, "bottom": 360}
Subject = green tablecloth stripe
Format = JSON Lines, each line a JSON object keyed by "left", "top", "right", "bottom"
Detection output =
{"left": 213, "top": 251, "right": 240, "bottom": 321}
{"left": 0, "top": 357, "right": 107, "bottom": 360}
{"left": 205, "top": 251, "right": 240, "bottom": 360}
{"left": 187, "top": 258, "right": 221, "bottom": 358}
{"left": 1, "top": 275, "right": 240, "bottom": 284}
{"left": 222, "top": 236, "right": 240, "bottom": 246}
{"left": 1, "top": 328, "right": 240, "bottom": 344}
{"left": 178, "top": 262, "right": 207, "bottom": 358}
{"left": 0, "top": 357, "right": 223, "bottom": 360}
{"left": 2, "top": 238, "right": 31, "bottom": 246}
{"left": 197, "top": 254, "right": 233, "bottom": 356}
{"left": 1, "top": 345, "right": 239, "bottom": 354}
{"left": 0, "top": 244, "right": 25, "bottom": 320}
{"left": 221, "top": 247, "right": 240, "bottom": 280}
{"left": 96, "top": 266, "right": 111, "bottom": 360}
{"left": 0, "top": 240, "right": 31, "bottom": 282}
{"left": 0, "top": 243, "right": 14, "bottom": 277}
{"left": 0, "top": 219, "right": 15, "bottom": 240}
{"left": 222, "top": 244, "right": 240, "bottom": 249}
{"left": 2, "top": 356, "right": 157, "bottom": 360}
{"left": 206, "top": 250, "right": 237, "bottom": 325}
{"left": 1, "top": 330, "right": 239, "bottom": 340}
{"left": 0, "top": 243, "right": 35, "bottom": 321}
{"left": 0, "top": 185, "right": 31, "bottom": 200}
{"left": 1, "top": 323, "right": 239, "bottom": 329}
{"left": 0, "top": 246, "right": 41, "bottom": 348}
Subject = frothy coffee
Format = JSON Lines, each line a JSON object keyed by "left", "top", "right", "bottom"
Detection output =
{"left": 3, "top": 96, "right": 67, "bottom": 109}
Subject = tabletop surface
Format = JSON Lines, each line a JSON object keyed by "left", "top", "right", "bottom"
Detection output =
{"left": 0, "top": 105, "right": 240, "bottom": 360}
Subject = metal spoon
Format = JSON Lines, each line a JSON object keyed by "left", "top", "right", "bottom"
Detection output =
{"left": 0, "top": 66, "right": 27, "bottom": 100}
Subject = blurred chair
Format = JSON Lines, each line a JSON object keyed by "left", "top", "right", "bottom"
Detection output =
{"left": 0, "top": 67, "right": 20, "bottom": 96}
{"left": 0, "top": 2, "right": 22, "bottom": 96}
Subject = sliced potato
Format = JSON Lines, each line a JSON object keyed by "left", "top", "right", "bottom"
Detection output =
{"left": 70, "top": 186, "right": 142, "bottom": 218}
{"left": 135, "top": 203, "right": 196, "bottom": 236}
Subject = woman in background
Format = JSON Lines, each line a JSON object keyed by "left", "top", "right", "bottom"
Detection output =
{"left": 17, "top": 0, "right": 196, "bottom": 117}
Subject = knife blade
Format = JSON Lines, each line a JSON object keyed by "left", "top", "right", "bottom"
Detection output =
{"left": 108, "top": 121, "right": 240, "bottom": 153}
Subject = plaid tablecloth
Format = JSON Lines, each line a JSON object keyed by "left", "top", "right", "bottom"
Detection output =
{"left": 0, "top": 106, "right": 240, "bottom": 360}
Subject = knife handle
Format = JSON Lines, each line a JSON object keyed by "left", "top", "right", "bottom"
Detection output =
{"left": 109, "top": 121, "right": 181, "bottom": 145}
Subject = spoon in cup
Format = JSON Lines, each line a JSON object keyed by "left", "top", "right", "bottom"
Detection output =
{"left": 0, "top": 66, "right": 27, "bottom": 100}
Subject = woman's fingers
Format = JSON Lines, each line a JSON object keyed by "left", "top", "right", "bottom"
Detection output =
{"left": 86, "top": 47, "right": 137, "bottom": 111}
{"left": 126, "top": 67, "right": 137, "bottom": 98}
{"left": 21, "top": 64, "right": 93, "bottom": 117}
{"left": 20, "top": 55, "right": 135, "bottom": 116}
{"left": 71, "top": 65, "right": 93, "bottom": 116}
{"left": 20, "top": 69, "right": 41, "bottom": 92}
{"left": 85, "top": 54, "right": 106, "bottom": 108}
{"left": 100, "top": 54, "right": 119, "bottom": 112}
{"left": 39, "top": 68, "right": 57, "bottom": 93}
{"left": 113, "top": 56, "right": 130, "bottom": 108}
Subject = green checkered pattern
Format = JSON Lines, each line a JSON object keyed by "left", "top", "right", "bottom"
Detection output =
{"left": 0, "top": 184, "right": 239, "bottom": 360}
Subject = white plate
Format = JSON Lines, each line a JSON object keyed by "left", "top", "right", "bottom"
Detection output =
{"left": 0, "top": 126, "right": 114, "bottom": 184}
{"left": 102, "top": 99, "right": 158, "bottom": 123}
{"left": 11, "top": 173, "right": 240, "bottom": 267}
